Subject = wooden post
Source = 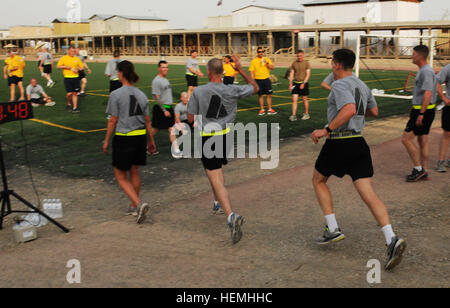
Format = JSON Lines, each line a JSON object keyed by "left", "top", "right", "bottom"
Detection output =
{"left": 315, "top": 30, "right": 320, "bottom": 56}
{"left": 365, "top": 29, "right": 371, "bottom": 59}
{"left": 247, "top": 32, "right": 251, "bottom": 57}
{"left": 121, "top": 36, "right": 125, "bottom": 54}
{"left": 339, "top": 29, "right": 344, "bottom": 49}
{"left": 227, "top": 32, "right": 232, "bottom": 54}
{"left": 157, "top": 35, "right": 160, "bottom": 56}
{"left": 101, "top": 36, "right": 105, "bottom": 54}
{"left": 111, "top": 36, "right": 115, "bottom": 52}
{"left": 144, "top": 35, "right": 148, "bottom": 56}
{"left": 291, "top": 31, "right": 296, "bottom": 55}
{"left": 92, "top": 36, "right": 96, "bottom": 55}
{"left": 169, "top": 34, "right": 173, "bottom": 56}
{"left": 428, "top": 27, "right": 432, "bottom": 51}
{"left": 197, "top": 33, "right": 200, "bottom": 54}
{"left": 183, "top": 33, "right": 186, "bottom": 56}
{"left": 268, "top": 31, "right": 273, "bottom": 55}
{"left": 212, "top": 32, "right": 216, "bottom": 55}
{"left": 133, "top": 35, "right": 136, "bottom": 56}
{"left": 395, "top": 27, "right": 400, "bottom": 59}
{"left": 57, "top": 38, "right": 61, "bottom": 54}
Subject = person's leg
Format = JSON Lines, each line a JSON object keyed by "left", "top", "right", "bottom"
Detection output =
{"left": 303, "top": 96, "right": 310, "bottom": 115}
{"left": 353, "top": 178, "right": 390, "bottom": 227}
{"left": 312, "top": 169, "right": 333, "bottom": 216}
{"left": 258, "top": 95, "right": 265, "bottom": 111}
{"left": 71, "top": 92, "right": 78, "bottom": 110}
{"left": 292, "top": 94, "right": 299, "bottom": 116}
{"left": 205, "top": 168, "right": 232, "bottom": 217}
{"left": 9, "top": 84, "right": 16, "bottom": 101}
{"left": 129, "top": 165, "right": 141, "bottom": 207}
{"left": 401, "top": 131, "right": 421, "bottom": 167}
{"left": 267, "top": 94, "right": 273, "bottom": 110}
{"left": 187, "top": 86, "right": 195, "bottom": 99}
{"left": 114, "top": 167, "right": 140, "bottom": 207}
{"left": 417, "top": 135, "right": 429, "bottom": 170}
{"left": 17, "top": 82, "right": 24, "bottom": 100}
{"left": 438, "top": 130, "right": 450, "bottom": 161}
{"left": 81, "top": 77, "right": 87, "bottom": 93}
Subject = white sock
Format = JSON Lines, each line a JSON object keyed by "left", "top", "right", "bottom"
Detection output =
{"left": 227, "top": 212, "right": 234, "bottom": 224}
{"left": 414, "top": 166, "right": 423, "bottom": 172}
{"left": 325, "top": 214, "right": 339, "bottom": 232}
{"left": 214, "top": 200, "right": 219, "bottom": 205}
{"left": 381, "top": 224, "right": 396, "bottom": 245}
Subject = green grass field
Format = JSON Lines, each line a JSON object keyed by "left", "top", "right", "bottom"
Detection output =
{"left": 0, "top": 61, "right": 415, "bottom": 178}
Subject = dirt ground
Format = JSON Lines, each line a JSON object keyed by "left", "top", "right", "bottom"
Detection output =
{"left": 0, "top": 115, "right": 448, "bottom": 288}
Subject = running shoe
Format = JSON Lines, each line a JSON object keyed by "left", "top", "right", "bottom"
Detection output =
{"left": 406, "top": 168, "right": 427, "bottom": 182}
{"left": 267, "top": 109, "right": 277, "bottom": 115}
{"left": 79, "top": 92, "right": 86, "bottom": 97}
{"left": 72, "top": 108, "right": 80, "bottom": 113}
{"left": 136, "top": 202, "right": 149, "bottom": 224}
{"left": 228, "top": 213, "right": 244, "bottom": 244}
{"left": 31, "top": 103, "right": 39, "bottom": 107}
{"left": 436, "top": 160, "right": 447, "bottom": 173}
{"left": 126, "top": 205, "right": 138, "bottom": 217}
{"left": 301, "top": 113, "right": 311, "bottom": 120}
{"left": 385, "top": 237, "right": 407, "bottom": 271}
{"left": 45, "top": 101, "right": 56, "bottom": 107}
{"left": 212, "top": 201, "right": 225, "bottom": 215}
{"left": 289, "top": 115, "right": 297, "bottom": 122}
{"left": 49, "top": 81, "right": 56, "bottom": 88}
{"left": 316, "top": 226, "right": 345, "bottom": 245}
{"left": 258, "top": 109, "right": 266, "bottom": 116}
{"left": 66, "top": 105, "right": 72, "bottom": 112}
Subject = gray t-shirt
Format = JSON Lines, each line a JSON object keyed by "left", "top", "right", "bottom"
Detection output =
{"left": 437, "top": 64, "right": 450, "bottom": 99}
{"left": 42, "top": 52, "right": 52, "bottom": 65}
{"left": 106, "top": 86, "right": 150, "bottom": 134}
{"left": 105, "top": 58, "right": 121, "bottom": 81}
{"left": 186, "top": 57, "right": 199, "bottom": 75}
{"left": 323, "top": 73, "right": 335, "bottom": 86}
{"left": 327, "top": 75, "right": 377, "bottom": 133}
{"left": 412, "top": 64, "right": 437, "bottom": 106}
{"left": 152, "top": 75, "right": 173, "bottom": 109}
{"left": 26, "top": 84, "right": 44, "bottom": 99}
{"left": 187, "top": 82, "right": 255, "bottom": 132}
{"left": 174, "top": 103, "right": 188, "bottom": 121}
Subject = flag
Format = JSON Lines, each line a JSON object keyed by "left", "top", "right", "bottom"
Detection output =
{"left": 217, "top": 0, "right": 223, "bottom": 6}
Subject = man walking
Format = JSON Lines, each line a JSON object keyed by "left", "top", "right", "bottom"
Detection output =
{"left": 436, "top": 64, "right": 450, "bottom": 172}
{"left": 105, "top": 50, "right": 122, "bottom": 93}
{"left": 249, "top": 47, "right": 276, "bottom": 116}
{"left": 187, "top": 56, "right": 259, "bottom": 244}
{"left": 57, "top": 46, "right": 84, "bottom": 113}
{"left": 401, "top": 45, "right": 437, "bottom": 181}
{"left": 186, "top": 50, "right": 204, "bottom": 98}
{"left": 289, "top": 50, "right": 311, "bottom": 121}
{"left": 311, "top": 49, "right": 406, "bottom": 271}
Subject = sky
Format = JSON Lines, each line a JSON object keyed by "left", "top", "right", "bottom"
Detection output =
{"left": 0, "top": 0, "right": 449, "bottom": 30}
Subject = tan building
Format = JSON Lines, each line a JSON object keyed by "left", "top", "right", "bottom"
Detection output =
{"left": 8, "top": 25, "right": 52, "bottom": 38}
{"left": 52, "top": 18, "right": 90, "bottom": 36}
{"left": 100, "top": 15, "right": 169, "bottom": 34}
{"left": 0, "top": 29, "right": 9, "bottom": 38}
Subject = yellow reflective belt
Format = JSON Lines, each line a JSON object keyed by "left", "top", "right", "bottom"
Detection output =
{"left": 293, "top": 81, "right": 304, "bottom": 84}
{"left": 112, "top": 78, "right": 119, "bottom": 81}
{"left": 329, "top": 135, "right": 362, "bottom": 140}
{"left": 201, "top": 127, "right": 231, "bottom": 137}
{"left": 115, "top": 129, "right": 146, "bottom": 136}
{"left": 413, "top": 104, "right": 436, "bottom": 110}
{"left": 186, "top": 72, "right": 196, "bottom": 76}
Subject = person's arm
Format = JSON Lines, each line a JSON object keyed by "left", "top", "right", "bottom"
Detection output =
{"left": 304, "top": 69, "right": 311, "bottom": 84}
{"left": 3, "top": 63, "right": 8, "bottom": 79}
{"left": 416, "top": 90, "right": 432, "bottom": 127}
{"left": 84, "top": 62, "right": 92, "bottom": 74}
{"left": 437, "top": 84, "right": 450, "bottom": 105}
{"left": 311, "top": 104, "right": 356, "bottom": 144}
{"left": 26, "top": 94, "right": 31, "bottom": 101}
{"left": 57, "top": 59, "right": 71, "bottom": 70}
{"left": 145, "top": 115, "right": 157, "bottom": 154}
{"left": 102, "top": 115, "right": 118, "bottom": 154}
{"left": 366, "top": 106, "right": 379, "bottom": 117}
{"left": 266, "top": 58, "right": 275, "bottom": 71}
{"left": 321, "top": 81, "right": 332, "bottom": 91}
{"left": 289, "top": 69, "right": 294, "bottom": 90}
{"left": 232, "top": 55, "right": 259, "bottom": 95}
{"left": 175, "top": 112, "right": 181, "bottom": 124}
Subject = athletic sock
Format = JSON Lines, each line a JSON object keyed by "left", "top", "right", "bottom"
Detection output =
{"left": 325, "top": 214, "right": 339, "bottom": 232}
{"left": 414, "top": 166, "right": 423, "bottom": 172}
{"left": 227, "top": 212, "right": 234, "bottom": 224}
{"left": 381, "top": 224, "right": 396, "bottom": 245}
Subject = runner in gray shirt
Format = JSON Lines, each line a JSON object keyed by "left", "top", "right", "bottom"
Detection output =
{"left": 103, "top": 60, "right": 155, "bottom": 224}
{"left": 311, "top": 49, "right": 406, "bottom": 271}
{"left": 436, "top": 64, "right": 450, "bottom": 171}
{"left": 186, "top": 50, "right": 204, "bottom": 99}
{"left": 402, "top": 45, "right": 437, "bottom": 182}
{"left": 105, "top": 50, "right": 122, "bottom": 93}
{"left": 187, "top": 56, "right": 259, "bottom": 245}
{"left": 40, "top": 47, "right": 55, "bottom": 88}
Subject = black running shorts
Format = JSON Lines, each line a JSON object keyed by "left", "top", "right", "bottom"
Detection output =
{"left": 64, "top": 77, "right": 81, "bottom": 93}
{"left": 152, "top": 105, "right": 175, "bottom": 129}
{"left": 43, "top": 64, "right": 52, "bottom": 74}
{"left": 223, "top": 76, "right": 235, "bottom": 85}
{"left": 109, "top": 80, "right": 122, "bottom": 93}
{"left": 256, "top": 78, "right": 273, "bottom": 96}
{"left": 112, "top": 135, "right": 147, "bottom": 171}
{"left": 7, "top": 76, "right": 22, "bottom": 86}
{"left": 78, "top": 70, "right": 86, "bottom": 80}
{"left": 186, "top": 74, "right": 198, "bottom": 87}
{"left": 442, "top": 105, "right": 450, "bottom": 132}
{"left": 405, "top": 108, "right": 435, "bottom": 136}
{"left": 315, "top": 137, "right": 374, "bottom": 182}
{"left": 291, "top": 82, "right": 310, "bottom": 96}
{"left": 201, "top": 134, "right": 233, "bottom": 171}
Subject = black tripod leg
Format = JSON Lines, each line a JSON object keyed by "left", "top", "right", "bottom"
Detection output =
{"left": 10, "top": 192, "right": 70, "bottom": 233}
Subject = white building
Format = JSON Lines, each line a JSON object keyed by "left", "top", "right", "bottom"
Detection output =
{"left": 206, "top": 5, "right": 304, "bottom": 28}
{"left": 90, "top": 15, "right": 169, "bottom": 34}
{"left": 0, "top": 29, "right": 9, "bottom": 39}
{"left": 300, "top": 0, "right": 425, "bottom": 57}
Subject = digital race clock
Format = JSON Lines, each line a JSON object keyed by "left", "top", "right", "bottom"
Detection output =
{"left": 0, "top": 101, "right": 34, "bottom": 124}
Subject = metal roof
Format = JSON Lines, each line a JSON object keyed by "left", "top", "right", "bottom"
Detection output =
{"left": 104, "top": 15, "right": 168, "bottom": 22}
{"left": 303, "top": 0, "right": 423, "bottom": 6}
{"left": 233, "top": 5, "right": 304, "bottom": 13}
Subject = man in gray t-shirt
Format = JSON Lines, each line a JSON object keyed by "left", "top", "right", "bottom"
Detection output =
{"left": 106, "top": 85, "right": 149, "bottom": 134}
{"left": 311, "top": 49, "right": 405, "bottom": 271}
{"left": 403, "top": 45, "right": 437, "bottom": 182}
{"left": 175, "top": 92, "right": 189, "bottom": 123}
{"left": 187, "top": 56, "right": 259, "bottom": 245}
{"left": 186, "top": 50, "right": 204, "bottom": 99}
{"left": 436, "top": 64, "right": 450, "bottom": 171}
{"left": 105, "top": 50, "right": 122, "bottom": 93}
{"left": 40, "top": 48, "right": 55, "bottom": 88}
{"left": 26, "top": 78, "right": 54, "bottom": 107}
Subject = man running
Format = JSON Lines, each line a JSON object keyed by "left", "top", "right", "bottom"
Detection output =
{"left": 105, "top": 50, "right": 122, "bottom": 93}
{"left": 57, "top": 46, "right": 84, "bottom": 113}
{"left": 26, "top": 78, "right": 55, "bottom": 107}
{"left": 3, "top": 48, "right": 26, "bottom": 102}
{"left": 289, "top": 50, "right": 311, "bottom": 121}
{"left": 40, "top": 47, "right": 55, "bottom": 88}
{"left": 186, "top": 50, "right": 204, "bottom": 98}
{"left": 401, "top": 45, "right": 437, "bottom": 182}
{"left": 436, "top": 64, "right": 450, "bottom": 172}
{"left": 76, "top": 48, "right": 91, "bottom": 97}
{"left": 249, "top": 47, "right": 276, "bottom": 116}
{"left": 187, "top": 56, "right": 259, "bottom": 244}
{"left": 311, "top": 49, "right": 406, "bottom": 271}
{"left": 151, "top": 60, "right": 182, "bottom": 159}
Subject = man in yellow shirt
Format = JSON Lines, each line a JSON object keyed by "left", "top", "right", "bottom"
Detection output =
{"left": 249, "top": 47, "right": 277, "bottom": 116}
{"left": 223, "top": 55, "right": 238, "bottom": 85}
{"left": 3, "top": 49, "right": 26, "bottom": 102}
{"left": 57, "top": 46, "right": 84, "bottom": 113}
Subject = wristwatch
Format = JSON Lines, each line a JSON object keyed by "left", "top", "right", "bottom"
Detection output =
{"left": 325, "top": 124, "right": 333, "bottom": 133}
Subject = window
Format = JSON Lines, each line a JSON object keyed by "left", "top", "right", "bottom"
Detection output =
{"left": 331, "top": 36, "right": 340, "bottom": 45}
{"left": 308, "top": 37, "right": 315, "bottom": 47}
